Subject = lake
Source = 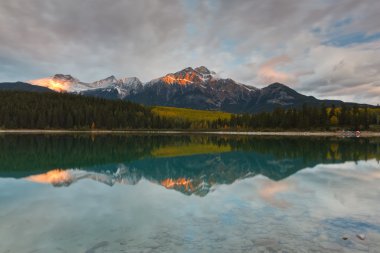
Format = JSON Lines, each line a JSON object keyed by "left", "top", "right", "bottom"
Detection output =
{"left": 0, "top": 134, "right": 379, "bottom": 253}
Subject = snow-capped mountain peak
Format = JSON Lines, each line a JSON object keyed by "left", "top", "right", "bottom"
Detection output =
{"left": 194, "top": 66, "right": 217, "bottom": 81}
{"left": 79, "top": 76, "right": 143, "bottom": 99}
{"left": 91, "top": 75, "right": 118, "bottom": 88}
{"left": 114, "top": 77, "right": 143, "bottom": 97}
{"left": 194, "top": 66, "right": 216, "bottom": 76}
{"left": 28, "top": 74, "right": 88, "bottom": 92}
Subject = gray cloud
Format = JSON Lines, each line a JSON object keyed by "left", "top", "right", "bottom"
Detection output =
{"left": 0, "top": 0, "right": 379, "bottom": 104}
{"left": 0, "top": 0, "right": 188, "bottom": 81}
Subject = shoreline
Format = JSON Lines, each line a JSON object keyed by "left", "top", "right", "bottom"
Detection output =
{"left": 1, "top": 129, "right": 380, "bottom": 137}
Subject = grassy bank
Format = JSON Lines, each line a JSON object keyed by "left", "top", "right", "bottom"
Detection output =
{"left": 151, "top": 106, "right": 232, "bottom": 122}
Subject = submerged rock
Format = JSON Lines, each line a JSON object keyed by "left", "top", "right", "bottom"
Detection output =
{"left": 85, "top": 241, "right": 109, "bottom": 253}
{"left": 356, "top": 234, "right": 366, "bottom": 240}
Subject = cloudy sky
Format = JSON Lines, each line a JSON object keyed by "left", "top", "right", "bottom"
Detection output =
{"left": 1, "top": 0, "right": 380, "bottom": 104}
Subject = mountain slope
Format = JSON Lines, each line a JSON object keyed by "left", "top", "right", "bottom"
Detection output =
{"left": 245, "top": 82, "right": 344, "bottom": 112}
{"left": 80, "top": 77, "right": 143, "bottom": 99}
{"left": 0, "top": 82, "right": 54, "bottom": 93}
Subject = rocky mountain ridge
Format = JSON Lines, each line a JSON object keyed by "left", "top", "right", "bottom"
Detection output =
{"left": 0, "top": 66, "right": 368, "bottom": 113}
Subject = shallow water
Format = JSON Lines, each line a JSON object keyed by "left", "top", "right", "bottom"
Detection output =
{"left": 0, "top": 134, "right": 379, "bottom": 253}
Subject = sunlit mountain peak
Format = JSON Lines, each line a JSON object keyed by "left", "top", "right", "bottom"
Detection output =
{"left": 160, "top": 66, "right": 216, "bottom": 85}
{"left": 28, "top": 74, "right": 84, "bottom": 92}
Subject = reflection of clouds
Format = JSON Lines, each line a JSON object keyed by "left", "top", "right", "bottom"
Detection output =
{"left": 234, "top": 159, "right": 380, "bottom": 221}
{"left": 302, "top": 160, "right": 380, "bottom": 174}
{"left": 298, "top": 160, "right": 380, "bottom": 188}
{"left": 2, "top": 159, "right": 380, "bottom": 252}
{"left": 326, "top": 168, "right": 380, "bottom": 182}
{"left": 258, "top": 180, "right": 295, "bottom": 209}
{"left": 295, "top": 160, "right": 380, "bottom": 219}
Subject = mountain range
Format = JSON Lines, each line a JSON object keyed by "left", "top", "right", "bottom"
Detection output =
{"left": 0, "top": 66, "right": 369, "bottom": 113}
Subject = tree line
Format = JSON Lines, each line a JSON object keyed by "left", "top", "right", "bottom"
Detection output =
{"left": 0, "top": 91, "right": 379, "bottom": 130}
{"left": 221, "top": 104, "right": 380, "bottom": 131}
{"left": 0, "top": 91, "right": 191, "bottom": 129}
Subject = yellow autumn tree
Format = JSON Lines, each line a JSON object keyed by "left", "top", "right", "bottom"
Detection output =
{"left": 330, "top": 116, "right": 338, "bottom": 126}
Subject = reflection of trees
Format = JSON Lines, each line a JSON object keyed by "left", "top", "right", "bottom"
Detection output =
{"left": 0, "top": 134, "right": 379, "bottom": 178}
{"left": 226, "top": 136, "right": 380, "bottom": 163}
{"left": 0, "top": 134, "right": 191, "bottom": 173}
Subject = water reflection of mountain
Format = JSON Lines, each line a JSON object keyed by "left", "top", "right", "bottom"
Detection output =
{"left": 1, "top": 134, "right": 379, "bottom": 195}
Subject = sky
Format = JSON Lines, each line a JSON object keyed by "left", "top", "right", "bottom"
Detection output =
{"left": 0, "top": 0, "right": 380, "bottom": 104}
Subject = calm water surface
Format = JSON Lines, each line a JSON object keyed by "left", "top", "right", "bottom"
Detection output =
{"left": 0, "top": 134, "right": 379, "bottom": 253}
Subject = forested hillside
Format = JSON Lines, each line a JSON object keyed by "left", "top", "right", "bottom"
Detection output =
{"left": 0, "top": 91, "right": 190, "bottom": 129}
{"left": 0, "top": 91, "right": 379, "bottom": 131}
